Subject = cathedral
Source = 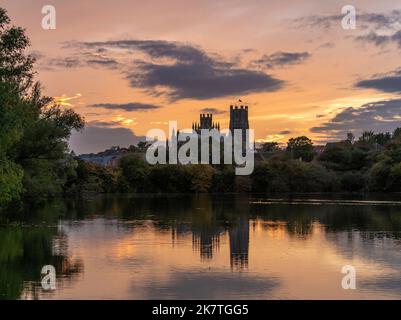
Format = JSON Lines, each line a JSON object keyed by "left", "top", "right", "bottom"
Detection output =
{"left": 192, "top": 113, "right": 220, "bottom": 134}
{"left": 192, "top": 104, "right": 250, "bottom": 137}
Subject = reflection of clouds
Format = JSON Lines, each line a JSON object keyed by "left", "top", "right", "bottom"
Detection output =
{"left": 362, "top": 277, "right": 401, "bottom": 295}
{"left": 141, "top": 269, "right": 280, "bottom": 299}
{"left": 325, "top": 231, "right": 401, "bottom": 282}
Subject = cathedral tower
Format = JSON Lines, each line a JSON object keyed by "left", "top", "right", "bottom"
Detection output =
{"left": 229, "top": 105, "right": 250, "bottom": 154}
{"left": 192, "top": 113, "right": 220, "bottom": 134}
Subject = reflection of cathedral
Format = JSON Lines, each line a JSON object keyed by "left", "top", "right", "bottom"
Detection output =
{"left": 169, "top": 195, "right": 250, "bottom": 268}
{"left": 191, "top": 218, "right": 250, "bottom": 267}
{"left": 192, "top": 196, "right": 224, "bottom": 260}
{"left": 229, "top": 217, "right": 249, "bottom": 269}
{"left": 192, "top": 230, "right": 221, "bottom": 260}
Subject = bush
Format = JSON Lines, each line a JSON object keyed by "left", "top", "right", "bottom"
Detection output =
{"left": 339, "top": 171, "right": 366, "bottom": 192}
{"left": 118, "top": 154, "right": 149, "bottom": 192}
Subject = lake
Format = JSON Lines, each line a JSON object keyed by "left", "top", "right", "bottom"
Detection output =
{"left": 1, "top": 194, "right": 401, "bottom": 300}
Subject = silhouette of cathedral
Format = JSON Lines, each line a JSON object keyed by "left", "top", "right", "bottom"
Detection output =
{"left": 191, "top": 104, "right": 250, "bottom": 147}
{"left": 229, "top": 105, "right": 249, "bottom": 133}
{"left": 229, "top": 105, "right": 250, "bottom": 154}
{"left": 192, "top": 113, "right": 220, "bottom": 134}
{"left": 192, "top": 104, "right": 249, "bottom": 136}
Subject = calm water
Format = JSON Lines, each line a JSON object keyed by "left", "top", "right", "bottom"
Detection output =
{"left": 1, "top": 194, "right": 401, "bottom": 300}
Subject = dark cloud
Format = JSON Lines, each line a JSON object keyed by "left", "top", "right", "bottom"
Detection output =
{"left": 47, "top": 57, "right": 82, "bottom": 68}
{"left": 293, "top": 10, "right": 401, "bottom": 30}
{"left": 317, "top": 42, "right": 335, "bottom": 50}
{"left": 355, "top": 69, "right": 401, "bottom": 93}
{"left": 356, "top": 31, "right": 393, "bottom": 47}
{"left": 68, "top": 39, "right": 285, "bottom": 100}
{"left": 200, "top": 107, "right": 227, "bottom": 114}
{"left": 356, "top": 30, "right": 401, "bottom": 48}
{"left": 251, "top": 51, "right": 311, "bottom": 69}
{"left": 140, "top": 270, "right": 280, "bottom": 299}
{"left": 310, "top": 99, "right": 401, "bottom": 140}
{"left": 77, "top": 40, "right": 212, "bottom": 64}
{"left": 86, "top": 58, "right": 120, "bottom": 68}
{"left": 90, "top": 102, "right": 162, "bottom": 112}
{"left": 292, "top": 13, "right": 343, "bottom": 29}
{"left": 127, "top": 62, "right": 283, "bottom": 100}
{"left": 69, "top": 125, "right": 145, "bottom": 155}
{"left": 87, "top": 120, "right": 120, "bottom": 127}
{"left": 278, "top": 130, "right": 291, "bottom": 135}
{"left": 42, "top": 54, "right": 120, "bottom": 70}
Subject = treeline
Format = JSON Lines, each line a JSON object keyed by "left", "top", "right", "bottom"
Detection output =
{"left": 65, "top": 128, "right": 401, "bottom": 195}
{"left": 258, "top": 130, "right": 401, "bottom": 192}
{"left": 66, "top": 157, "right": 235, "bottom": 194}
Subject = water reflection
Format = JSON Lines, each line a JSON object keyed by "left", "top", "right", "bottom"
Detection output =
{"left": 1, "top": 194, "right": 401, "bottom": 299}
{"left": 229, "top": 216, "right": 249, "bottom": 270}
{"left": 0, "top": 226, "right": 83, "bottom": 300}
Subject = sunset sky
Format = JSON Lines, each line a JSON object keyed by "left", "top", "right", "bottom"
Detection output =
{"left": 3, "top": 0, "right": 401, "bottom": 154}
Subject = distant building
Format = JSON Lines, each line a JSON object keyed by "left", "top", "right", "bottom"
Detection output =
{"left": 79, "top": 146, "right": 129, "bottom": 167}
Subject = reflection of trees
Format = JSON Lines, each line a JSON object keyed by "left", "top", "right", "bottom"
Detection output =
{"left": 251, "top": 199, "right": 401, "bottom": 237}
{"left": 0, "top": 226, "right": 83, "bottom": 300}
{"left": 285, "top": 219, "right": 313, "bottom": 238}
{"left": 251, "top": 203, "right": 314, "bottom": 239}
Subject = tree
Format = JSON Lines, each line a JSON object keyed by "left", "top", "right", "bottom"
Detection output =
{"left": 0, "top": 83, "right": 26, "bottom": 203}
{"left": 65, "top": 159, "right": 117, "bottom": 194}
{"left": 118, "top": 154, "right": 149, "bottom": 192}
{"left": 359, "top": 131, "right": 375, "bottom": 143}
{"left": 0, "top": 8, "right": 35, "bottom": 94}
{"left": 186, "top": 165, "right": 214, "bottom": 193}
{"left": 287, "top": 136, "right": 315, "bottom": 162}
{"left": 393, "top": 127, "right": 401, "bottom": 140}
{"left": 374, "top": 132, "right": 391, "bottom": 146}
{"left": 0, "top": 160, "right": 24, "bottom": 204}
{"left": 259, "top": 142, "right": 280, "bottom": 153}
{"left": 128, "top": 141, "right": 151, "bottom": 153}
{"left": 0, "top": 8, "right": 84, "bottom": 206}
{"left": 346, "top": 132, "right": 355, "bottom": 143}
{"left": 148, "top": 165, "right": 191, "bottom": 193}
